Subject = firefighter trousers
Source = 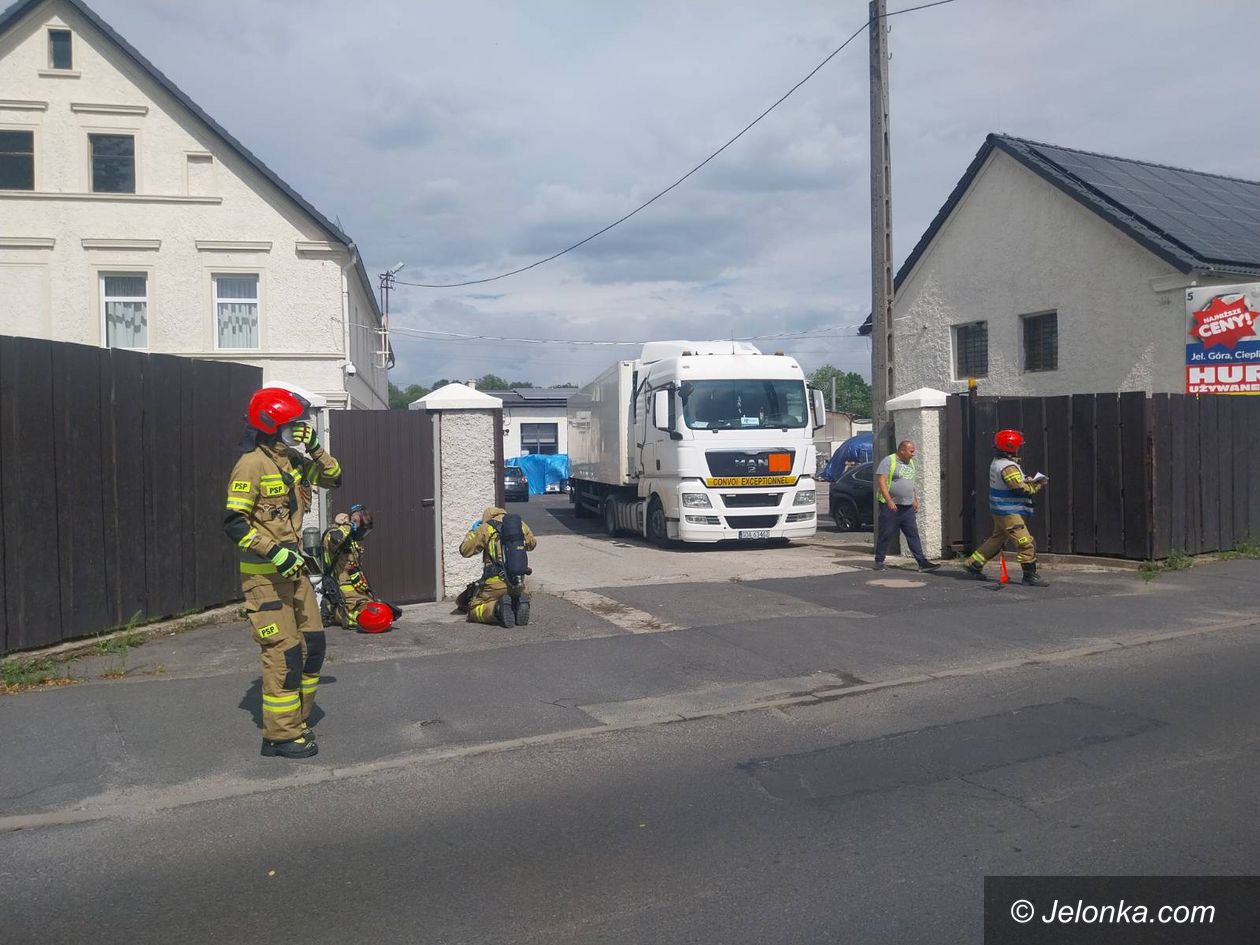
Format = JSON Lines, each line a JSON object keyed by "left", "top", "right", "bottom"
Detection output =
{"left": 466, "top": 575, "right": 526, "bottom": 625}
{"left": 242, "top": 572, "right": 325, "bottom": 742}
{"left": 334, "top": 583, "right": 371, "bottom": 630}
{"left": 970, "top": 513, "right": 1036, "bottom": 566}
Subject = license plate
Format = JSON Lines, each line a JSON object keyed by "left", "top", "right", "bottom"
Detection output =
{"left": 738, "top": 529, "right": 770, "bottom": 540}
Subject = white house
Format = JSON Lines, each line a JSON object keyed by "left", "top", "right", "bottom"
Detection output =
{"left": 481, "top": 388, "right": 574, "bottom": 459}
{"left": 860, "top": 134, "right": 1260, "bottom": 397}
{"left": 0, "top": 0, "right": 390, "bottom": 409}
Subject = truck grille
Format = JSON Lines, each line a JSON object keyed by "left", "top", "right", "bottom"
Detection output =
{"left": 722, "top": 493, "right": 783, "bottom": 508}
{"left": 725, "top": 515, "right": 780, "bottom": 529}
{"left": 705, "top": 449, "right": 796, "bottom": 477}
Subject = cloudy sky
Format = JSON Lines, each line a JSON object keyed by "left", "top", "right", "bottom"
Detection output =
{"left": 92, "top": 0, "right": 1259, "bottom": 387}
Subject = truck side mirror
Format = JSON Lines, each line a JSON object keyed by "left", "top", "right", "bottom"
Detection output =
{"left": 810, "top": 388, "right": 826, "bottom": 430}
{"left": 652, "top": 388, "right": 680, "bottom": 438}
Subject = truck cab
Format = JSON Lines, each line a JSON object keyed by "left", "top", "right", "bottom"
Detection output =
{"left": 632, "top": 342, "right": 822, "bottom": 543}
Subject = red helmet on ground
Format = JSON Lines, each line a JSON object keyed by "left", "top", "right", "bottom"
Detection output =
{"left": 356, "top": 601, "right": 393, "bottom": 633}
{"left": 994, "top": 429, "right": 1025, "bottom": 454}
{"left": 247, "top": 387, "right": 310, "bottom": 434}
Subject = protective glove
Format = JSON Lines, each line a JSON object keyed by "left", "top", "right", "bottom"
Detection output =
{"left": 469, "top": 519, "right": 482, "bottom": 532}
{"left": 290, "top": 423, "right": 319, "bottom": 452}
{"left": 269, "top": 546, "right": 305, "bottom": 578}
{"left": 350, "top": 570, "right": 371, "bottom": 593}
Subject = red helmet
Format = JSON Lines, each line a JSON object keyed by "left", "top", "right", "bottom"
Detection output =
{"left": 994, "top": 429, "right": 1024, "bottom": 454}
{"left": 247, "top": 387, "right": 310, "bottom": 434}
{"left": 356, "top": 601, "right": 393, "bottom": 633}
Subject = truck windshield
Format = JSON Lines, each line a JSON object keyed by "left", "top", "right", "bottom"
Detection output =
{"left": 681, "top": 379, "right": 808, "bottom": 430}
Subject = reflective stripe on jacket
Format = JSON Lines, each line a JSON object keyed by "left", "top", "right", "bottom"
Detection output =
{"left": 989, "top": 457, "right": 1030, "bottom": 515}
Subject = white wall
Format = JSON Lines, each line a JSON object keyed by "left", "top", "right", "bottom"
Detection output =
{"left": 501, "top": 405, "right": 569, "bottom": 458}
{"left": 894, "top": 150, "right": 1211, "bottom": 397}
{"left": 0, "top": 0, "right": 387, "bottom": 410}
{"left": 435, "top": 410, "right": 499, "bottom": 598}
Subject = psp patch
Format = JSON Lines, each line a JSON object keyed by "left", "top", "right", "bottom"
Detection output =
{"left": 230, "top": 480, "right": 252, "bottom": 493}
{"left": 257, "top": 623, "right": 279, "bottom": 639}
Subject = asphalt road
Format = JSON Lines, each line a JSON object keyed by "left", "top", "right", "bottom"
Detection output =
{"left": 3, "top": 623, "right": 1256, "bottom": 944}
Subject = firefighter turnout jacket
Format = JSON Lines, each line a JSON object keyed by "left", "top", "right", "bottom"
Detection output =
{"left": 224, "top": 440, "right": 342, "bottom": 572}
{"left": 988, "top": 456, "right": 1042, "bottom": 515}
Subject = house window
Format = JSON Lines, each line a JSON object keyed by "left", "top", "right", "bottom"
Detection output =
{"left": 101, "top": 273, "right": 147, "bottom": 349}
{"left": 1022, "top": 311, "right": 1058, "bottom": 372}
{"left": 520, "top": 422, "right": 558, "bottom": 455}
{"left": 89, "top": 133, "right": 134, "bottom": 193}
{"left": 0, "top": 130, "right": 34, "bottom": 190}
{"left": 214, "top": 274, "right": 259, "bottom": 348}
{"left": 48, "top": 29, "right": 72, "bottom": 70}
{"left": 952, "top": 321, "right": 988, "bottom": 379}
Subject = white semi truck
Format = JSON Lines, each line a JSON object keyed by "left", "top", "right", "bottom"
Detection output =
{"left": 567, "top": 340, "right": 827, "bottom": 544}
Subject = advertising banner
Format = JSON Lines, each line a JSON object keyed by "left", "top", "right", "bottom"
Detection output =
{"left": 1185, "top": 282, "right": 1260, "bottom": 393}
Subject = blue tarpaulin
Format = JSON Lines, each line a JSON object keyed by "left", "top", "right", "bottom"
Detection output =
{"left": 819, "top": 432, "right": 873, "bottom": 481}
{"left": 507, "top": 454, "right": 569, "bottom": 495}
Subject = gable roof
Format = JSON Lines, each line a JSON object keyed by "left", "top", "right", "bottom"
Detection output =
{"left": 0, "top": 0, "right": 384, "bottom": 327}
{"left": 860, "top": 133, "right": 1260, "bottom": 334}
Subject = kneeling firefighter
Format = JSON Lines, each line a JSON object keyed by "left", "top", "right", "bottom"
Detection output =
{"left": 964, "top": 428, "right": 1049, "bottom": 587}
{"left": 224, "top": 385, "right": 341, "bottom": 759}
{"left": 457, "top": 506, "right": 537, "bottom": 627}
{"left": 320, "top": 503, "right": 402, "bottom": 632}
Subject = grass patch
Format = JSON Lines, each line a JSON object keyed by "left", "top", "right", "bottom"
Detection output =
{"left": 95, "top": 611, "right": 145, "bottom": 677}
{"left": 2, "top": 657, "right": 73, "bottom": 693}
{"left": 1218, "top": 541, "right": 1260, "bottom": 561}
{"left": 1138, "top": 550, "right": 1194, "bottom": 580}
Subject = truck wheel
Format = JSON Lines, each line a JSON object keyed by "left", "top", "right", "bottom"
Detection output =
{"left": 604, "top": 499, "right": 621, "bottom": 537}
{"left": 646, "top": 496, "right": 671, "bottom": 548}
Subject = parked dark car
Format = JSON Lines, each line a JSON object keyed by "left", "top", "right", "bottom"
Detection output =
{"left": 828, "top": 461, "right": 874, "bottom": 531}
{"left": 503, "top": 465, "right": 530, "bottom": 502}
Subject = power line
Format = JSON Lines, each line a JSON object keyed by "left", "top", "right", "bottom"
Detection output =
{"left": 394, "top": 0, "right": 960, "bottom": 290}
{"left": 364, "top": 321, "right": 867, "bottom": 346}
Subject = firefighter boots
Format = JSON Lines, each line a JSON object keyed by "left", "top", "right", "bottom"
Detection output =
{"left": 494, "top": 595, "right": 516, "bottom": 628}
{"left": 1021, "top": 563, "right": 1049, "bottom": 587}
{"left": 261, "top": 735, "right": 318, "bottom": 759}
{"left": 513, "top": 593, "right": 531, "bottom": 626}
{"left": 964, "top": 561, "right": 986, "bottom": 580}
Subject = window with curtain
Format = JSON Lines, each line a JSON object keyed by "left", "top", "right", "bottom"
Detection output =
{"left": 102, "top": 273, "right": 147, "bottom": 349}
{"left": 214, "top": 274, "right": 259, "bottom": 348}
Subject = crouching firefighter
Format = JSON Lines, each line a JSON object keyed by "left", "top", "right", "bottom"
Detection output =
{"left": 320, "top": 503, "right": 402, "bottom": 633}
{"left": 224, "top": 386, "right": 342, "bottom": 759}
{"left": 457, "top": 506, "right": 536, "bottom": 627}
{"left": 964, "top": 428, "right": 1049, "bottom": 587}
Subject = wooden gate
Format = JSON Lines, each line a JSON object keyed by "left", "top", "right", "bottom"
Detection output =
{"left": 944, "top": 392, "right": 1260, "bottom": 560}
{"left": 327, "top": 409, "right": 437, "bottom": 603}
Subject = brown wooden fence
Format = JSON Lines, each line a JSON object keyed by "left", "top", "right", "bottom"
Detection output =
{"left": 327, "top": 409, "right": 437, "bottom": 604}
{"left": 944, "top": 392, "right": 1260, "bottom": 561}
{"left": 0, "top": 336, "right": 262, "bottom": 655}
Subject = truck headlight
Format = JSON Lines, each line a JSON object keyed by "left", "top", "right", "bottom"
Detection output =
{"left": 682, "top": 493, "right": 712, "bottom": 509}
{"left": 793, "top": 490, "right": 816, "bottom": 506}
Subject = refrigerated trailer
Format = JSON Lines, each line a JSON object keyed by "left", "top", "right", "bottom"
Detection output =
{"left": 567, "top": 341, "right": 827, "bottom": 544}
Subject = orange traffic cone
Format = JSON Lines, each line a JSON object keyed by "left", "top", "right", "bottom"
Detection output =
{"left": 999, "top": 551, "right": 1010, "bottom": 584}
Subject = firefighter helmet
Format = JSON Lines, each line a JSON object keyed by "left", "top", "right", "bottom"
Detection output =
{"left": 356, "top": 601, "right": 393, "bottom": 633}
{"left": 247, "top": 387, "right": 311, "bottom": 434}
{"left": 994, "top": 429, "right": 1025, "bottom": 454}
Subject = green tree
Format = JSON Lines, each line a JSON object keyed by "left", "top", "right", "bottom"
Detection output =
{"left": 476, "top": 374, "right": 511, "bottom": 391}
{"left": 808, "top": 365, "right": 872, "bottom": 417}
{"left": 388, "top": 381, "right": 429, "bottom": 409}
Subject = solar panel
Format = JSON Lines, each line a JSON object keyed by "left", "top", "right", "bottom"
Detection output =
{"left": 1025, "top": 141, "right": 1260, "bottom": 267}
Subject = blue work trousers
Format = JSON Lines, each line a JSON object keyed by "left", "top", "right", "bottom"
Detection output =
{"left": 874, "top": 503, "right": 928, "bottom": 565}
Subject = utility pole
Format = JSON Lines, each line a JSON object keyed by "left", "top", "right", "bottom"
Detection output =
{"left": 377, "top": 263, "right": 404, "bottom": 370}
{"left": 869, "top": 0, "right": 894, "bottom": 458}
{"left": 869, "top": 0, "right": 895, "bottom": 547}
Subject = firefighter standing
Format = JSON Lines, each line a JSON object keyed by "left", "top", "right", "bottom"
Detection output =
{"left": 224, "top": 386, "right": 342, "bottom": 759}
{"left": 964, "top": 428, "right": 1049, "bottom": 586}
{"left": 458, "top": 506, "right": 536, "bottom": 627}
{"left": 321, "top": 504, "right": 399, "bottom": 632}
